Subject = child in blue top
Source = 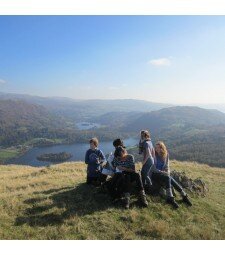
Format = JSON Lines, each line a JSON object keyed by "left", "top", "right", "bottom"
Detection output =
{"left": 85, "top": 137, "right": 106, "bottom": 185}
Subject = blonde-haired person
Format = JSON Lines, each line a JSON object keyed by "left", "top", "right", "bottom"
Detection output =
{"left": 153, "top": 141, "right": 192, "bottom": 207}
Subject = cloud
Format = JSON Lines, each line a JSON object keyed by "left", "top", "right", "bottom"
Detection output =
{"left": 148, "top": 58, "right": 171, "bottom": 67}
{"left": 0, "top": 79, "right": 6, "bottom": 85}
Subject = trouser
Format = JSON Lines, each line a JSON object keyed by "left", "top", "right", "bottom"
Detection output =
{"left": 151, "top": 172, "right": 186, "bottom": 197}
{"left": 171, "top": 177, "right": 183, "bottom": 193}
{"left": 86, "top": 176, "right": 98, "bottom": 184}
{"left": 151, "top": 172, "right": 171, "bottom": 189}
{"left": 98, "top": 172, "right": 107, "bottom": 183}
{"left": 87, "top": 173, "right": 107, "bottom": 185}
{"left": 108, "top": 173, "right": 125, "bottom": 198}
{"left": 141, "top": 158, "right": 154, "bottom": 186}
{"left": 123, "top": 171, "right": 144, "bottom": 193}
{"left": 109, "top": 171, "right": 144, "bottom": 198}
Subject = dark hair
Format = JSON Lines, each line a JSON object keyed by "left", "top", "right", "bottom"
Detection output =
{"left": 141, "top": 130, "right": 150, "bottom": 139}
{"left": 89, "top": 137, "right": 99, "bottom": 147}
{"left": 113, "top": 138, "right": 126, "bottom": 148}
{"left": 114, "top": 146, "right": 127, "bottom": 158}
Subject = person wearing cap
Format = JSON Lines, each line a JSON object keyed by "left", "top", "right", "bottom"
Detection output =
{"left": 113, "top": 146, "right": 148, "bottom": 209}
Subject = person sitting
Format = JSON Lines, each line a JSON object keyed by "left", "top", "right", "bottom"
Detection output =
{"left": 154, "top": 141, "right": 192, "bottom": 207}
{"left": 113, "top": 146, "right": 148, "bottom": 209}
{"left": 103, "top": 139, "right": 127, "bottom": 196}
{"left": 85, "top": 137, "right": 106, "bottom": 186}
{"left": 102, "top": 138, "right": 126, "bottom": 176}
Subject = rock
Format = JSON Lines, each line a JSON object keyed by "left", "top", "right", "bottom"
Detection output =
{"left": 170, "top": 170, "right": 208, "bottom": 197}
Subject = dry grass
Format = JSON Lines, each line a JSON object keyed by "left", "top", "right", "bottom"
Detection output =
{"left": 0, "top": 160, "right": 225, "bottom": 240}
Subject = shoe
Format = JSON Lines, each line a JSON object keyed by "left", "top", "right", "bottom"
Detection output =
{"left": 182, "top": 195, "right": 192, "bottom": 206}
{"left": 166, "top": 197, "right": 179, "bottom": 209}
{"left": 139, "top": 190, "right": 148, "bottom": 207}
{"left": 124, "top": 193, "right": 130, "bottom": 209}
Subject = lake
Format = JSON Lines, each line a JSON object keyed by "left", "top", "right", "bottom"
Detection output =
{"left": 7, "top": 137, "right": 139, "bottom": 167}
{"left": 76, "top": 122, "right": 102, "bottom": 130}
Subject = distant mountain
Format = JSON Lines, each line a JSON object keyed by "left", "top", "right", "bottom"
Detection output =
{"left": 92, "top": 111, "right": 141, "bottom": 128}
{"left": 0, "top": 92, "right": 172, "bottom": 121}
{"left": 124, "top": 106, "right": 225, "bottom": 168}
{"left": 125, "top": 106, "right": 225, "bottom": 132}
{"left": 0, "top": 99, "right": 64, "bottom": 129}
{"left": 194, "top": 104, "right": 225, "bottom": 114}
{"left": 0, "top": 99, "right": 134, "bottom": 147}
{"left": 0, "top": 99, "right": 71, "bottom": 146}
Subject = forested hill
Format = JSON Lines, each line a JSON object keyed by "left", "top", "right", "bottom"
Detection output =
{"left": 0, "top": 99, "right": 133, "bottom": 147}
{"left": 125, "top": 106, "right": 225, "bottom": 132}
{"left": 0, "top": 99, "right": 64, "bottom": 129}
{"left": 124, "top": 106, "right": 225, "bottom": 168}
{"left": 0, "top": 100, "right": 69, "bottom": 146}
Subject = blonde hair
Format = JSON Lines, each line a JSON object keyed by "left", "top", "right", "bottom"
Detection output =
{"left": 89, "top": 137, "right": 99, "bottom": 147}
{"left": 155, "top": 141, "right": 168, "bottom": 160}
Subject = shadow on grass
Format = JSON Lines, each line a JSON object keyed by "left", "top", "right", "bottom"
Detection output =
{"left": 15, "top": 183, "right": 112, "bottom": 227}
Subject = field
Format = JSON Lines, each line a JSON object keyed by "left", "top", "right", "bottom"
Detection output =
{"left": 0, "top": 161, "right": 225, "bottom": 240}
{"left": 0, "top": 148, "right": 20, "bottom": 162}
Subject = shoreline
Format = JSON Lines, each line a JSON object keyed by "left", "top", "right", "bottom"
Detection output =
{"left": 1, "top": 137, "right": 138, "bottom": 164}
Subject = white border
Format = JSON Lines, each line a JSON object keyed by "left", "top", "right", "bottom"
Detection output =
{"left": 0, "top": 0, "right": 225, "bottom": 253}
{"left": 0, "top": 240, "right": 224, "bottom": 255}
{"left": 0, "top": 0, "right": 225, "bottom": 15}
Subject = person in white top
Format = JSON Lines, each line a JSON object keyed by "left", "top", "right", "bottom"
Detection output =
{"left": 101, "top": 138, "right": 125, "bottom": 176}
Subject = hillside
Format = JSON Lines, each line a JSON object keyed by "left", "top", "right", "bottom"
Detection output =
{"left": 0, "top": 99, "right": 70, "bottom": 146}
{"left": 125, "top": 106, "right": 225, "bottom": 132}
{"left": 0, "top": 99, "right": 59, "bottom": 129}
{"left": 0, "top": 161, "right": 224, "bottom": 240}
{"left": 125, "top": 106, "right": 225, "bottom": 168}
{"left": 92, "top": 111, "right": 141, "bottom": 128}
{"left": 0, "top": 92, "right": 171, "bottom": 121}
{"left": 0, "top": 99, "right": 132, "bottom": 149}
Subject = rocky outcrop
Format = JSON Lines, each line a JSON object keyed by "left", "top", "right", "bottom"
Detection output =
{"left": 171, "top": 170, "right": 208, "bottom": 196}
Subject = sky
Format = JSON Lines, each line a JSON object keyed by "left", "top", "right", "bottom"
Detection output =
{"left": 0, "top": 15, "right": 225, "bottom": 104}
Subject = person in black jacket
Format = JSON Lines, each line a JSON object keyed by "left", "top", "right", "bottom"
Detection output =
{"left": 112, "top": 146, "right": 148, "bottom": 209}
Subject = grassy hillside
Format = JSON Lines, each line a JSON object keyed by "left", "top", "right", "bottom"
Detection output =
{"left": 0, "top": 161, "right": 225, "bottom": 240}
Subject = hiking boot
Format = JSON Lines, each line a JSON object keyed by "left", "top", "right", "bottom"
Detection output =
{"left": 124, "top": 193, "right": 130, "bottom": 209}
{"left": 139, "top": 190, "right": 148, "bottom": 207}
{"left": 166, "top": 197, "right": 179, "bottom": 209}
{"left": 182, "top": 195, "right": 192, "bottom": 206}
